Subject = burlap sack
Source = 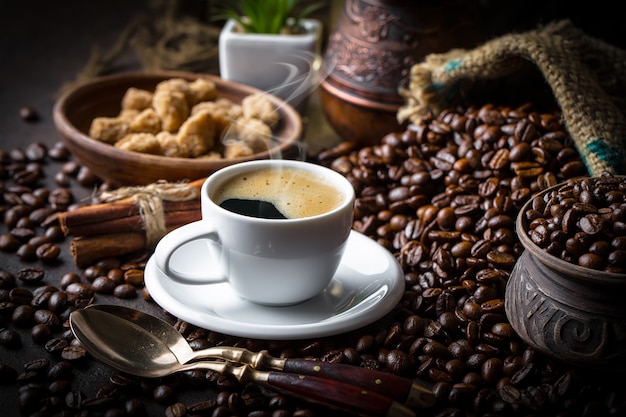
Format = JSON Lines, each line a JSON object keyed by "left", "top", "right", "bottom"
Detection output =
{"left": 398, "top": 20, "right": 626, "bottom": 176}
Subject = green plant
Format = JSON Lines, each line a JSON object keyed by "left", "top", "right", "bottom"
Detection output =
{"left": 213, "top": 0, "right": 326, "bottom": 34}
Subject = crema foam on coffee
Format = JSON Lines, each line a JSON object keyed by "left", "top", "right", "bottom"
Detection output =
{"left": 214, "top": 167, "right": 344, "bottom": 219}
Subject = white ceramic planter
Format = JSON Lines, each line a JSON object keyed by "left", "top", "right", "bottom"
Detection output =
{"left": 218, "top": 18, "right": 322, "bottom": 112}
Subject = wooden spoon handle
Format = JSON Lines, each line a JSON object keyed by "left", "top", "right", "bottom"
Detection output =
{"left": 264, "top": 371, "right": 415, "bottom": 417}
{"left": 189, "top": 362, "right": 415, "bottom": 416}
{"left": 282, "top": 359, "right": 434, "bottom": 409}
{"left": 192, "top": 348, "right": 435, "bottom": 409}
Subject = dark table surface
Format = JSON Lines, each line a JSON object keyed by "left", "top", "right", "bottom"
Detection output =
{"left": 2, "top": 1, "right": 626, "bottom": 417}
{"left": 1, "top": 5, "right": 191, "bottom": 416}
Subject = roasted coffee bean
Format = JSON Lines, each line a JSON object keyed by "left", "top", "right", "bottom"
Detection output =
{"left": 12, "top": 304, "right": 35, "bottom": 327}
{"left": 0, "top": 328, "right": 21, "bottom": 348}
{"left": 9, "top": 287, "right": 33, "bottom": 304}
{"left": 385, "top": 349, "right": 416, "bottom": 376}
{"left": 31, "top": 323, "right": 52, "bottom": 344}
{"left": 47, "top": 380, "right": 72, "bottom": 396}
{"left": 44, "top": 338, "right": 69, "bottom": 355}
{"left": 28, "top": 235, "right": 51, "bottom": 248}
{"left": 91, "top": 276, "right": 117, "bottom": 294}
{"left": 13, "top": 168, "right": 41, "bottom": 185}
{"left": 64, "top": 282, "right": 93, "bottom": 299}
{"left": 65, "top": 390, "right": 85, "bottom": 409}
{"left": 165, "top": 402, "right": 187, "bottom": 417}
{"left": 17, "top": 384, "right": 47, "bottom": 414}
{"left": 22, "top": 358, "right": 50, "bottom": 376}
{"left": 76, "top": 166, "right": 99, "bottom": 186}
{"left": 61, "top": 345, "right": 87, "bottom": 361}
{"left": 17, "top": 266, "right": 45, "bottom": 284}
{"left": 83, "top": 265, "right": 106, "bottom": 282}
{"left": 43, "top": 224, "right": 64, "bottom": 241}
{"left": 34, "top": 309, "right": 60, "bottom": 327}
{"left": 11, "top": 226, "right": 36, "bottom": 242}
{"left": 20, "top": 106, "right": 40, "bottom": 122}
{"left": 0, "top": 233, "right": 20, "bottom": 251}
{"left": 47, "top": 291, "right": 67, "bottom": 312}
{"left": 35, "top": 242, "right": 61, "bottom": 262}
{"left": 113, "top": 283, "right": 137, "bottom": 299}
{"left": 123, "top": 268, "right": 144, "bottom": 287}
{"left": 48, "top": 188, "right": 73, "bottom": 211}
{"left": 0, "top": 271, "right": 16, "bottom": 289}
{"left": 16, "top": 243, "right": 37, "bottom": 260}
{"left": 47, "top": 143, "right": 70, "bottom": 160}
{"left": 153, "top": 384, "right": 176, "bottom": 404}
{"left": 59, "top": 272, "right": 81, "bottom": 289}
{"left": 123, "top": 398, "right": 147, "bottom": 416}
{"left": 0, "top": 363, "right": 18, "bottom": 383}
{"left": 54, "top": 170, "right": 72, "bottom": 186}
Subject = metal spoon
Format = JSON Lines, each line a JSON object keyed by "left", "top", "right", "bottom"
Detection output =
{"left": 78, "top": 304, "right": 434, "bottom": 410}
{"left": 69, "top": 306, "right": 417, "bottom": 417}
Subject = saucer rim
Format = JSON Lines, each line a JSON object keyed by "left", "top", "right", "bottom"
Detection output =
{"left": 144, "top": 230, "right": 405, "bottom": 339}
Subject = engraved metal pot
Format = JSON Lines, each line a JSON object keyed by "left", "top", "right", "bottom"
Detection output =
{"left": 505, "top": 183, "right": 626, "bottom": 372}
{"left": 320, "top": 0, "right": 486, "bottom": 145}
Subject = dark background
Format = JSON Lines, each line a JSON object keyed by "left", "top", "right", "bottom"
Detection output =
{"left": 1, "top": 1, "right": 625, "bottom": 416}
{"left": 2, "top": 0, "right": 625, "bottom": 151}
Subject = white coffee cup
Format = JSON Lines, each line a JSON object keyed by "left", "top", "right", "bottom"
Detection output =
{"left": 153, "top": 159, "right": 355, "bottom": 305}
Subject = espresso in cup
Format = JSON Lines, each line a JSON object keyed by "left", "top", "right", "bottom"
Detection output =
{"left": 154, "top": 159, "right": 356, "bottom": 305}
{"left": 214, "top": 167, "right": 344, "bottom": 219}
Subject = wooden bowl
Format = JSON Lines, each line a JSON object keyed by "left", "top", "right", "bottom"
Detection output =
{"left": 53, "top": 71, "right": 303, "bottom": 185}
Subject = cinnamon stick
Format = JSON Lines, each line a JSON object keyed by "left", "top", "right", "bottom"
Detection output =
{"left": 70, "top": 232, "right": 149, "bottom": 267}
{"left": 62, "top": 204, "right": 201, "bottom": 237}
{"left": 59, "top": 177, "right": 205, "bottom": 233}
{"left": 69, "top": 224, "right": 186, "bottom": 267}
{"left": 60, "top": 199, "right": 201, "bottom": 229}
{"left": 64, "top": 178, "right": 206, "bottom": 266}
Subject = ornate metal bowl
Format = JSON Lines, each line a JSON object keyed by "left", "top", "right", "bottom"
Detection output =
{"left": 505, "top": 179, "right": 626, "bottom": 372}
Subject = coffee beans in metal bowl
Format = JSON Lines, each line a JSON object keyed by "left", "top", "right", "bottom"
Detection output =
{"left": 506, "top": 173, "right": 626, "bottom": 371}
{"left": 520, "top": 173, "right": 626, "bottom": 273}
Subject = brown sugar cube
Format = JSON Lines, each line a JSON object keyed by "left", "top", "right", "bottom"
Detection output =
{"left": 118, "top": 108, "right": 140, "bottom": 121}
{"left": 191, "top": 99, "right": 241, "bottom": 140}
{"left": 121, "top": 87, "right": 153, "bottom": 111}
{"left": 188, "top": 78, "right": 218, "bottom": 105}
{"left": 129, "top": 108, "right": 162, "bottom": 134}
{"left": 176, "top": 109, "right": 216, "bottom": 157}
{"left": 241, "top": 92, "right": 279, "bottom": 128}
{"left": 230, "top": 116, "right": 273, "bottom": 153}
{"left": 155, "top": 78, "right": 192, "bottom": 105}
{"left": 196, "top": 151, "right": 223, "bottom": 160}
{"left": 224, "top": 140, "right": 255, "bottom": 159}
{"left": 156, "top": 131, "right": 189, "bottom": 158}
{"left": 89, "top": 116, "right": 130, "bottom": 145}
{"left": 114, "top": 133, "right": 162, "bottom": 155}
{"left": 155, "top": 78, "right": 191, "bottom": 95}
{"left": 152, "top": 89, "right": 189, "bottom": 132}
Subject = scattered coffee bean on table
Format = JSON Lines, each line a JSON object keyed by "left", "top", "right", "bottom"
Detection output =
{"left": 1, "top": 103, "right": 626, "bottom": 416}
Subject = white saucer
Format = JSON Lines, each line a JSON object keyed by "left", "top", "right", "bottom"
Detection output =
{"left": 144, "top": 230, "right": 404, "bottom": 340}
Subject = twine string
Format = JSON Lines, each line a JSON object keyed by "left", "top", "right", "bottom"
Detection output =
{"left": 57, "top": 0, "right": 220, "bottom": 98}
{"left": 98, "top": 181, "right": 199, "bottom": 247}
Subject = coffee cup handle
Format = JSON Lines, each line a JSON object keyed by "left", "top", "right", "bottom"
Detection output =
{"left": 153, "top": 221, "right": 227, "bottom": 284}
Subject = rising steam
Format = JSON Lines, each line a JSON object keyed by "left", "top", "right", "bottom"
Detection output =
{"left": 220, "top": 51, "right": 335, "bottom": 161}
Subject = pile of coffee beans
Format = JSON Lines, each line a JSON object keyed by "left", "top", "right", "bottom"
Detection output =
{"left": 2, "top": 102, "right": 626, "bottom": 417}
{"left": 317, "top": 103, "right": 625, "bottom": 416}
{"left": 523, "top": 173, "right": 626, "bottom": 272}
